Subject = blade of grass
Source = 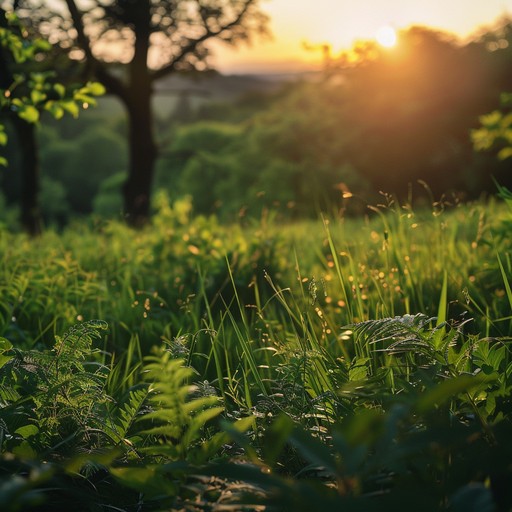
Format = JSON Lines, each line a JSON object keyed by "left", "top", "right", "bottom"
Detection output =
{"left": 434, "top": 270, "right": 448, "bottom": 348}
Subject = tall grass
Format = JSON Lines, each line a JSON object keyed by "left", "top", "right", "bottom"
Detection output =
{"left": 0, "top": 194, "right": 510, "bottom": 352}
{"left": 1, "top": 193, "right": 511, "bottom": 510}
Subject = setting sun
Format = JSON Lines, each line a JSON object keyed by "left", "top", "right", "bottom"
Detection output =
{"left": 376, "top": 25, "right": 398, "bottom": 48}
{"left": 211, "top": 0, "right": 512, "bottom": 73}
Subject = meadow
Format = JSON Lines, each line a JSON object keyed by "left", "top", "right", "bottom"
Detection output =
{"left": 0, "top": 190, "right": 511, "bottom": 511}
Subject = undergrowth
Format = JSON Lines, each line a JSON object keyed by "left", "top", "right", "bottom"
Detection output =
{"left": 0, "top": 193, "right": 511, "bottom": 510}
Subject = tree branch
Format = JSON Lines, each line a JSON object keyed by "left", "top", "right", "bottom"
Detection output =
{"left": 64, "top": 0, "right": 94, "bottom": 61}
{"left": 151, "top": 0, "right": 255, "bottom": 82}
{"left": 64, "top": 0, "right": 129, "bottom": 103}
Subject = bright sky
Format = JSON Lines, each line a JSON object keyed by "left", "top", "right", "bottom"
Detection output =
{"left": 211, "top": 0, "right": 512, "bottom": 73}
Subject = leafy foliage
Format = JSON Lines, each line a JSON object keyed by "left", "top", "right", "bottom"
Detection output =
{"left": 151, "top": 22, "right": 512, "bottom": 218}
{"left": 0, "top": 320, "right": 109, "bottom": 456}
{"left": 0, "top": 10, "right": 104, "bottom": 168}
{"left": 472, "top": 92, "right": 512, "bottom": 160}
{"left": 207, "top": 315, "right": 512, "bottom": 512}
{"left": 0, "top": 196, "right": 511, "bottom": 509}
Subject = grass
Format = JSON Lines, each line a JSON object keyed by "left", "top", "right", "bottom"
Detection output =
{"left": 0, "top": 192, "right": 511, "bottom": 511}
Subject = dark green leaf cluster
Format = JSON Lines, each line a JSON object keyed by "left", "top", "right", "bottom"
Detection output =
{"left": 0, "top": 320, "right": 255, "bottom": 510}
{"left": 212, "top": 316, "right": 512, "bottom": 511}
{"left": 0, "top": 320, "right": 109, "bottom": 455}
{"left": 0, "top": 11, "right": 105, "bottom": 166}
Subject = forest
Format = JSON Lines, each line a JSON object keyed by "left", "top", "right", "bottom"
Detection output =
{"left": 1, "top": 1, "right": 512, "bottom": 511}
{"left": 1, "top": 18, "right": 512, "bottom": 227}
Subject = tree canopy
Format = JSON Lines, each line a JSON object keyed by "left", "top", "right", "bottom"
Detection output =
{"left": 10, "top": 0, "right": 268, "bottom": 226}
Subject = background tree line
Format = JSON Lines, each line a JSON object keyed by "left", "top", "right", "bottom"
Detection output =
{"left": 168, "top": 23, "right": 512, "bottom": 219}
{"left": 0, "top": 0, "right": 268, "bottom": 230}
{"left": 2, "top": 7, "right": 512, "bottom": 228}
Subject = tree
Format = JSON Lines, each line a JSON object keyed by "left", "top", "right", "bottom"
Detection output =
{"left": 0, "top": 8, "right": 47, "bottom": 234}
{"left": 13, "top": 0, "right": 268, "bottom": 226}
{"left": 473, "top": 92, "right": 512, "bottom": 156}
{"left": 0, "top": 8, "right": 104, "bottom": 233}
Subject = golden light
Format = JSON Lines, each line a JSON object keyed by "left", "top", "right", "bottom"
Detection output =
{"left": 376, "top": 25, "right": 397, "bottom": 48}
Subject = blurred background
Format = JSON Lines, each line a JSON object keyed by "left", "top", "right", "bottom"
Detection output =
{"left": 2, "top": 0, "right": 512, "bottom": 229}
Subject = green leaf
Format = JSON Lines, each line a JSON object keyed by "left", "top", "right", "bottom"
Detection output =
{"left": 29, "top": 72, "right": 47, "bottom": 86}
{"left": 33, "top": 39, "right": 51, "bottom": 52}
{"left": 182, "top": 405, "right": 224, "bottom": 446}
{"left": 12, "top": 441, "right": 37, "bottom": 459}
{"left": 471, "top": 128, "right": 494, "bottom": 151}
{"left": 479, "top": 110, "right": 502, "bottom": 128}
{"left": 30, "top": 89, "right": 46, "bottom": 104}
{"left": 60, "top": 100, "right": 80, "bottom": 118}
{"left": 109, "top": 466, "right": 178, "bottom": 498}
{"left": 17, "top": 105, "right": 39, "bottom": 123}
{"left": 349, "top": 357, "right": 370, "bottom": 381}
{"left": 44, "top": 101, "right": 64, "bottom": 120}
{"left": 0, "top": 156, "right": 7, "bottom": 167}
{"left": 5, "top": 12, "right": 19, "bottom": 25}
{"left": 0, "top": 129, "right": 7, "bottom": 146}
{"left": 433, "top": 270, "right": 448, "bottom": 347}
{"left": 498, "top": 146, "right": 512, "bottom": 160}
{"left": 496, "top": 251, "right": 512, "bottom": 310}
{"left": 73, "top": 93, "right": 97, "bottom": 107}
{"left": 84, "top": 81, "right": 106, "bottom": 96}
{"left": 15, "top": 424, "right": 39, "bottom": 439}
{"left": 220, "top": 416, "right": 259, "bottom": 462}
{"left": 53, "top": 83, "right": 66, "bottom": 98}
{"left": 417, "top": 374, "right": 496, "bottom": 413}
{"left": 289, "top": 427, "right": 338, "bottom": 474}
{"left": 0, "top": 337, "right": 13, "bottom": 368}
{"left": 262, "top": 414, "right": 295, "bottom": 466}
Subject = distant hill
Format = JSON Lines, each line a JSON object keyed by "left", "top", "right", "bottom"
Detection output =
{"left": 154, "top": 72, "right": 281, "bottom": 100}
{"left": 94, "top": 70, "right": 319, "bottom": 119}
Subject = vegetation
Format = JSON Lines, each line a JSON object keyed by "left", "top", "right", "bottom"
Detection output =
{"left": 10, "top": 0, "right": 269, "bottom": 226}
{"left": 0, "top": 192, "right": 511, "bottom": 510}
{"left": 1, "top": 5, "right": 512, "bottom": 511}
{"left": 4, "top": 21, "right": 512, "bottom": 227}
{"left": 473, "top": 91, "right": 512, "bottom": 160}
{"left": 0, "top": 9, "right": 104, "bottom": 234}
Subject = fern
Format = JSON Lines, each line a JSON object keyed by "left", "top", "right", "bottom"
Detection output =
{"left": 350, "top": 313, "right": 435, "bottom": 346}
{"left": 349, "top": 313, "right": 453, "bottom": 366}
{"left": 53, "top": 319, "right": 108, "bottom": 369}
{"left": 0, "top": 320, "right": 111, "bottom": 454}
{"left": 104, "top": 386, "right": 151, "bottom": 454}
{"left": 352, "top": 314, "right": 479, "bottom": 366}
{"left": 139, "top": 346, "right": 224, "bottom": 463}
{"left": 0, "top": 321, "right": 228, "bottom": 468}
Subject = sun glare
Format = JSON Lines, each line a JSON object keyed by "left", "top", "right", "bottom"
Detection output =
{"left": 376, "top": 26, "right": 397, "bottom": 48}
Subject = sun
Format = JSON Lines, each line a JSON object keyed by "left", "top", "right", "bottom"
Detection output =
{"left": 376, "top": 26, "right": 397, "bottom": 48}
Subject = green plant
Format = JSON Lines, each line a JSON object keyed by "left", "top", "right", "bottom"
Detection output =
{"left": 207, "top": 314, "right": 512, "bottom": 512}
{"left": 0, "top": 319, "right": 259, "bottom": 510}
{"left": 472, "top": 92, "right": 512, "bottom": 161}
{"left": 0, "top": 320, "right": 110, "bottom": 456}
{"left": 0, "top": 11, "right": 105, "bottom": 161}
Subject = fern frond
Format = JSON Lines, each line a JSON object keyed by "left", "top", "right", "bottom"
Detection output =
{"left": 139, "top": 347, "right": 224, "bottom": 462}
{"left": 107, "top": 386, "right": 151, "bottom": 444}
{"left": 350, "top": 313, "right": 435, "bottom": 346}
{"left": 0, "top": 320, "right": 112, "bottom": 454}
{"left": 349, "top": 314, "right": 481, "bottom": 381}
{"left": 53, "top": 320, "right": 108, "bottom": 361}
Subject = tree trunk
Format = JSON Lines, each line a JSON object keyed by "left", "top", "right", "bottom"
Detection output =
{"left": 11, "top": 116, "right": 42, "bottom": 236}
{"left": 0, "top": 10, "right": 42, "bottom": 236}
{"left": 121, "top": 1, "right": 156, "bottom": 228}
{"left": 122, "top": 89, "right": 157, "bottom": 227}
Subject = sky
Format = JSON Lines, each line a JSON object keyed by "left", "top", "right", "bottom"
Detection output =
{"left": 210, "top": 0, "right": 512, "bottom": 73}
